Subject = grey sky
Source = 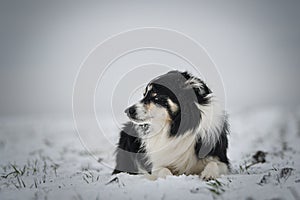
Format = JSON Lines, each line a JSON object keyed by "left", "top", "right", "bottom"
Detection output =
{"left": 0, "top": 1, "right": 300, "bottom": 116}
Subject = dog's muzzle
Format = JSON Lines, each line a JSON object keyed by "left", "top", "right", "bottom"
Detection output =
{"left": 125, "top": 105, "right": 137, "bottom": 119}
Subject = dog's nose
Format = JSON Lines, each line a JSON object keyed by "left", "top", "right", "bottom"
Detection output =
{"left": 125, "top": 106, "right": 136, "bottom": 116}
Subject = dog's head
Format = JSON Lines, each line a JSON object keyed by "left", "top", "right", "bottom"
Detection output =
{"left": 125, "top": 71, "right": 212, "bottom": 136}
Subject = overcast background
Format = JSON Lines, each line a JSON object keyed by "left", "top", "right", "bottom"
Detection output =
{"left": 0, "top": 0, "right": 300, "bottom": 117}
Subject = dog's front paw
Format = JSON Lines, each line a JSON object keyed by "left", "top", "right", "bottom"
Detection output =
{"left": 200, "top": 162, "right": 219, "bottom": 181}
{"left": 201, "top": 171, "right": 218, "bottom": 181}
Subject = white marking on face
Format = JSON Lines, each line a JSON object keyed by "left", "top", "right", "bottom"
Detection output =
{"left": 128, "top": 102, "right": 152, "bottom": 124}
{"left": 129, "top": 102, "right": 170, "bottom": 130}
{"left": 144, "top": 84, "right": 153, "bottom": 96}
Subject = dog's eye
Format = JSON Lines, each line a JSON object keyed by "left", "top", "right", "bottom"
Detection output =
{"left": 154, "top": 94, "right": 165, "bottom": 101}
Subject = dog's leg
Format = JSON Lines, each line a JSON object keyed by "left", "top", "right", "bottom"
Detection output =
{"left": 144, "top": 167, "right": 173, "bottom": 180}
{"left": 200, "top": 161, "right": 228, "bottom": 181}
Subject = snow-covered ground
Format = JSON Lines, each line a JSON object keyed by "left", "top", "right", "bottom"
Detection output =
{"left": 0, "top": 107, "right": 300, "bottom": 200}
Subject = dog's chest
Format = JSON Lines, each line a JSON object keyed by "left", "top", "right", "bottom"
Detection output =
{"left": 141, "top": 127, "right": 203, "bottom": 175}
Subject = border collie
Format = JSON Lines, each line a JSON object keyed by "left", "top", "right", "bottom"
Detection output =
{"left": 113, "top": 71, "right": 229, "bottom": 180}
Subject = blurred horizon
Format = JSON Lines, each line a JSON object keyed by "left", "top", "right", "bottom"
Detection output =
{"left": 0, "top": 1, "right": 300, "bottom": 117}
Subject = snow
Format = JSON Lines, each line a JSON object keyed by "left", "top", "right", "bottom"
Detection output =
{"left": 1, "top": 107, "right": 300, "bottom": 200}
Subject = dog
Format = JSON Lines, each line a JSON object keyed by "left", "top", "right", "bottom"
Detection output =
{"left": 113, "top": 71, "right": 229, "bottom": 180}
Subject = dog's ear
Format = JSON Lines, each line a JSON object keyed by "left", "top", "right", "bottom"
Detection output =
{"left": 185, "top": 77, "right": 211, "bottom": 96}
{"left": 179, "top": 71, "right": 212, "bottom": 106}
{"left": 184, "top": 78, "right": 212, "bottom": 109}
{"left": 180, "top": 71, "right": 211, "bottom": 96}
